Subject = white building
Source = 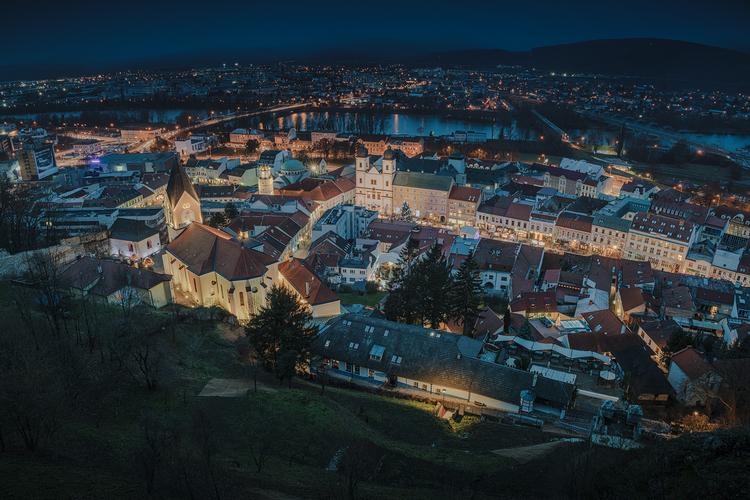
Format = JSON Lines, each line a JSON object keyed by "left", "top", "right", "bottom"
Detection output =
{"left": 109, "top": 218, "right": 162, "bottom": 260}
{"left": 625, "top": 212, "right": 696, "bottom": 273}
{"left": 73, "top": 139, "right": 103, "bottom": 156}
{"left": 355, "top": 146, "right": 396, "bottom": 215}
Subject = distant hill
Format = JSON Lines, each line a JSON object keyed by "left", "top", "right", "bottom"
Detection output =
{"left": 1, "top": 38, "right": 748, "bottom": 88}
{"left": 423, "top": 39, "right": 750, "bottom": 87}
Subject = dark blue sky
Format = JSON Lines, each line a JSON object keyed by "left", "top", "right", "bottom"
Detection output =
{"left": 4, "top": 0, "right": 749, "bottom": 65}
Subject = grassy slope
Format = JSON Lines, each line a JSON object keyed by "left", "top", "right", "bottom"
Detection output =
{"left": 0, "top": 301, "right": 552, "bottom": 500}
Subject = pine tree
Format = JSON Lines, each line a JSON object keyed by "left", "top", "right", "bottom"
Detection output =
{"left": 208, "top": 212, "right": 228, "bottom": 229}
{"left": 415, "top": 243, "right": 453, "bottom": 328}
{"left": 224, "top": 202, "right": 239, "bottom": 221}
{"left": 518, "top": 319, "right": 533, "bottom": 340}
{"left": 450, "top": 251, "right": 483, "bottom": 336}
{"left": 245, "top": 284, "right": 315, "bottom": 381}
{"left": 400, "top": 201, "right": 414, "bottom": 222}
{"left": 383, "top": 239, "right": 420, "bottom": 324}
{"left": 503, "top": 308, "right": 511, "bottom": 333}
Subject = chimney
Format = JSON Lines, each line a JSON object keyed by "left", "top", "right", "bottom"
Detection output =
{"left": 97, "top": 265, "right": 102, "bottom": 273}
{"left": 305, "top": 280, "right": 310, "bottom": 296}
{"left": 532, "top": 374, "right": 538, "bottom": 387}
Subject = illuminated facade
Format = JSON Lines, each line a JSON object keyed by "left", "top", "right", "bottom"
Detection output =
{"left": 164, "top": 161, "right": 202, "bottom": 241}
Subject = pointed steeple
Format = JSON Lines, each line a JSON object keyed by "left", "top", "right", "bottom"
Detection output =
{"left": 165, "top": 161, "right": 202, "bottom": 240}
{"left": 166, "top": 161, "right": 200, "bottom": 211}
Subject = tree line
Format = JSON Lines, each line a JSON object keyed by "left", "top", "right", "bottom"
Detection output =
{"left": 0, "top": 180, "right": 68, "bottom": 255}
{"left": 383, "top": 240, "right": 485, "bottom": 336}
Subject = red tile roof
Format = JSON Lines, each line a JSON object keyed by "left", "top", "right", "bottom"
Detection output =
{"left": 166, "top": 223, "right": 273, "bottom": 281}
{"left": 449, "top": 185, "right": 481, "bottom": 203}
{"left": 277, "top": 258, "right": 339, "bottom": 306}
{"left": 671, "top": 347, "right": 710, "bottom": 380}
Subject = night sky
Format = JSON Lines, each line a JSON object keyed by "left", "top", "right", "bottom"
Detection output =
{"left": 4, "top": 0, "right": 749, "bottom": 66}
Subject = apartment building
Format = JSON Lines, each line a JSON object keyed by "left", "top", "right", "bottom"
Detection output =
{"left": 18, "top": 143, "right": 58, "bottom": 180}
{"left": 625, "top": 212, "right": 696, "bottom": 273}
{"left": 393, "top": 172, "right": 454, "bottom": 221}
{"left": 555, "top": 212, "right": 594, "bottom": 248}
{"left": 447, "top": 186, "right": 482, "bottom": 226}
{"left": 120, "top": 126, "right": 162, "bottom": 142}
{"left": 591, "top": 214, "right": 631, "bottom": 255}
{"left": 73, "top": 139, "right": 103, "bottom": 156}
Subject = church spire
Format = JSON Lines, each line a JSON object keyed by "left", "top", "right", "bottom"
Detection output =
{"left": 165, "top": 161, "right": 202, "bottom": 240}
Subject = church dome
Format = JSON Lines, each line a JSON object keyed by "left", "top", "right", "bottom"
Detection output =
{"left": 356, "top": 146, "right": 368, "bottom": 158}
{"left": 281, "top": 158, "right": 305, "bottom": 173}
{"left": 383, "top": 147, "right": 395, "bottom": 160}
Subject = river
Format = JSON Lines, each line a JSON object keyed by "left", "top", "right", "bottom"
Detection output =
{"left": 4, "top": 108, "right": 750, "bottom": 149}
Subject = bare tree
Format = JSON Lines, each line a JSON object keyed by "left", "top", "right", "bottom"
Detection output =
{"left": 192, "top": 408, "right": 224, "bottom": 500}
{"left": 0, "top": 334, "right": 76, "bottom": 453}
{"left": 558, "top": 442, "right": 602, "bottom": 500}
{"left": 23, "top": 249, "right": 69, "bottom": 340}
{"left": 243, "top": 402, "right": 280, "bottom": 482}
{"left": 108, "top": 323, "right": 164, "bottom": 390}
{"left": 711, "top": 358, "right": 750, "bottom": 425}
{"left": 327, "top": 432, "right": 385, "bottom": 500}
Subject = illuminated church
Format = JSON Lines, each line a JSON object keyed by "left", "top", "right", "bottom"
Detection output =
{"left": 164, "top": 161, "right": 202, "bottom": 241}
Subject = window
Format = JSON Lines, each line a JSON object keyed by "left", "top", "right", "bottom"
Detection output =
{"left": 345, "top": 363, "right": 354, "bottom": 373}
{"left": 146, "top": 240, "right": 152, "bottom": 249}
{"left": 128, "top": 243, "right": 134, "bottom": 252}
{"left": 422, "top": 384, "right": 427, "bottom": 390}
{"left": 239, "top": 292, "right": 244, "bottom": 306}
{"left": 325, "top": 340, "right": 330, "bottom": 348}
{"left": 368, "top": 368, "right": 375, "bottom": 379}
{"left": 331, "top": 360, "right": 339, "bottom": 370}
{"left": 370, "top": 345, "right": 385, "bottom": 361}
{"left": 349, "top": 342, "right": 359, "bottom": 349}
{"left": 413, "top": 381, "right": 419, "bottom": 388}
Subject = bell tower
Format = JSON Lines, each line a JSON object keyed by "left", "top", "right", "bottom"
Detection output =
{"left": 258, "top": 163, "right": 274, "bottom": 195}
{"left": 165, "top": 161, "right": 202, "bottom": 241}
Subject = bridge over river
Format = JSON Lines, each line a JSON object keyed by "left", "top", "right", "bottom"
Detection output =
{"left": 578, "top": 111, "right": 750, "bottom": 168}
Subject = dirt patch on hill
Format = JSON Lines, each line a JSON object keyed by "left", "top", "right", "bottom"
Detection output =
{"left": 198, "top": 378, "right": 277, "bottom": 397}
{"left": 491, "top": 441, "right": 565, "bottom": 464}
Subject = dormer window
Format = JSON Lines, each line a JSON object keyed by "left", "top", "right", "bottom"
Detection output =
{"left": 369, "top": 345, "right": 385, "bottom": 361}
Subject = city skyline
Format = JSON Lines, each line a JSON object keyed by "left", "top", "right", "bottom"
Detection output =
{"left": 3, "top": 0, "right": 750, "bottom": 66}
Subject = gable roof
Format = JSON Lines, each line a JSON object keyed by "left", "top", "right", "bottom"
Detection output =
{"left": 614, "top": 344, "right": 675, "bottom": 397}
{"left": 60, "top": 257, "right": 171, "bottom": 297}
{"left": 277, "top": 257, "right": 339, "bottom": 306}
{"left": 393, "top": 171, "right": 454, "bottom": 192}
{"left": 314, "top": 314, "right": 574, "bottom": 406}
{"left": 165, "top": 223, "right": 273, "bottom": 281}
{"left": 567, "top": 331, "right": 645, "bottom": 354}
{"left": 108, "top": 218, "right": 159, "bottom": 242}
{"left": 671, "top": 347, "right": 711, "bottom": 380}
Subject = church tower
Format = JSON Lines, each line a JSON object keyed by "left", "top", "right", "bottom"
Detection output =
{"left": 258, "top": 163, "right": 274, "bottom": 195}
{"left": 165, "top": 161, "right": 202, "bottom": 241}
{"left": 355, "top": 146, "right": 369, "bottom": 209}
